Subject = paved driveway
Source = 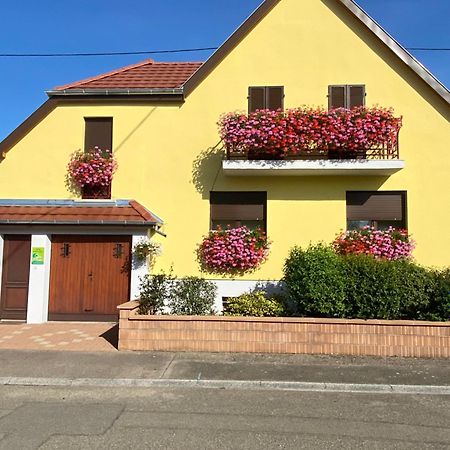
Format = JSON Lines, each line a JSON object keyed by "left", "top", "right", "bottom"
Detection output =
{"left": 0, "top": 322, "right": 118, "bottom": 352}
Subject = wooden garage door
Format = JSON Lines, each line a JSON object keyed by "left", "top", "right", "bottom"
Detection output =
{"left": 48, "top": 235, "right": 131, "bottom": 321}
{"left": 0, "top": 235, "right": 31, "bottom": 320}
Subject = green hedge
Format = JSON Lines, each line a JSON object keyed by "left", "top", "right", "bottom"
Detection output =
{"left": 283, "top": 244, "right": 449, "bottom": 321}
{"left": 224, "top": 291, "right": 285, "bottom": 317}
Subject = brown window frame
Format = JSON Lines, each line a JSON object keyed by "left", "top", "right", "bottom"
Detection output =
{"left": 210, "top": 191, "right": 267, "bottom": 232}
{"left": 248, "top": 86, "right": 285, "bottom": 113}
{"left": 346, "top": 191, "right": 408, "bottom": 230}
{"left": 328, "top": 85, "right": 366, "bottom": 110}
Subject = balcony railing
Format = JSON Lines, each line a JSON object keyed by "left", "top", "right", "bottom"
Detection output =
{"left": 225, "top": 139, "right": 400, "bottom": 161}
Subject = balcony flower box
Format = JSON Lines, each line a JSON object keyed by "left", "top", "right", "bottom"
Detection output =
{"left": 219, "top": 107, "right": 402, "bottom": 160}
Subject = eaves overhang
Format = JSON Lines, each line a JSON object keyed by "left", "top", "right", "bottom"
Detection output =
{"left": 46, "top": 87, "right": 184, "bottom": 97}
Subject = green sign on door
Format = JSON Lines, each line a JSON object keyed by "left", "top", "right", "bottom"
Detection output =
{"left": 31, "top": 247, "right": 45, "bottom": 265}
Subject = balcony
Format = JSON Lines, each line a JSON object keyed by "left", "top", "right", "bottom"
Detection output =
{"left": 220, "top": 107, "right": 405, "bottom": 176}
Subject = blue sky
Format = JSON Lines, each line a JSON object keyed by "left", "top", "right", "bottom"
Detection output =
{"left": 0, "top": 0, "right": 448, "bottom": 140}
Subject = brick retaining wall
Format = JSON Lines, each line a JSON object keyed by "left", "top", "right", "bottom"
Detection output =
{"left": 118, "top": 301, "right": 450, "bottom": 358}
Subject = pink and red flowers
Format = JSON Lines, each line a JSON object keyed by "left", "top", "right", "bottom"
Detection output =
{"left": 67, "top": 147, "right": 117, "bottom": 189}
{"left": 198, "top": 226, "right": 270, "bottom": 274}
{"left": 219, "top": 107, "right": 402, "bottom": 158}
{"left": 333, "top": 226, "right": 415, "bottom": 260}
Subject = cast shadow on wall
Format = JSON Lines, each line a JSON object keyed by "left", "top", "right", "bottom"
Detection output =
{"left": 191, "top": 141, "right": 225, "bottom": 198}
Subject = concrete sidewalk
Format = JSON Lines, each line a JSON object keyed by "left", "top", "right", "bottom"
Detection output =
{"left": 0, "top": 350, "right": 448, "bottom": 387}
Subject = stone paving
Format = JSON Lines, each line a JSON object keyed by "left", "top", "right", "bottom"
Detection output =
{"left": 0, "top": 322, "right": 118, "bottom": 352}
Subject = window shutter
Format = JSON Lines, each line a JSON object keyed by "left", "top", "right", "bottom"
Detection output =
{"left": 210, "top": 192, "right": 267, "bottom": 230}
{"left": 267, "top": 86, "right": 284, "bottom": 111}
{"left": 348, "top": 85, "right": 365, "bottom": 108}
{"left": 84, "top": 118, "right": 113, "bottom": 152}
{"left": 248, "top": 87, "right": 265, "bottom": 113}
{"left": 329, "top": 86, "right": 346, "bottom": 109}
{"left": 346, "top": 192, "right": 405, "bottom": 221}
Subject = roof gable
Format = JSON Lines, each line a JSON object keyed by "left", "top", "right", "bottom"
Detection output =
{"left": 184, "top": 0, "right": 449, "bottom": 105}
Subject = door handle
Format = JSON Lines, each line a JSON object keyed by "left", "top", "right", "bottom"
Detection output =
{"left": 88, "top": 271, "right": 93, "bottom": 280}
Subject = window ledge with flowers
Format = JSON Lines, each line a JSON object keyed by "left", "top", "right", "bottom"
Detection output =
{"left": 220, "top": 106, "right": 405, "bottom": 176}
{"left": 66, "top": 147, "right": 117, "bottom": 199}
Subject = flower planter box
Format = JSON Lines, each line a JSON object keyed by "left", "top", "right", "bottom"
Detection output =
{"left": 81, "top": 184, "right": 111, "bottom": 200}
{"left": 117, "top": 301, "right": 450, "bottom": 358}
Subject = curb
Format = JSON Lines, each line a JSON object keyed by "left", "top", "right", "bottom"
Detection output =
{"left": 0, "top": 377, "right": 449, "bottom": 395}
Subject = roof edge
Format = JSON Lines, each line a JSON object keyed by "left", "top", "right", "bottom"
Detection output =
{"left": 46, "top": 87, "right": 184, "bottom": 97}
{"left": 338, "top": 0, "right": 450, "bottom": 104}
{"left": 183, "top": 0, "right": 281, "bottom": 96}
{"left": 183, "top": 0, "right": 449, "bottom": 105}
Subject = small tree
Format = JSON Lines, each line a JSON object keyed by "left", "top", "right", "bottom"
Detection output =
{"left": 169, "top": 277, "right": 217, "bottom": 315}
{"left": 138, "top": 272, "right": 174, "bottom": 315}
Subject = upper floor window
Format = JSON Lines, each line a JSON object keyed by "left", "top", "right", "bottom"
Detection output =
{"left": 248, "top": 86, "right": 284, "bottom": 113}
{"left": 85, "top": 117, "right": 113, "bottom": 152}
{"left": 346, "top": 191, "right": 407, "bottom": 231}
{"left": 83, "top": 118, "right": 113, "bottom": 199}
{"left": 210, "top": 191, "right": 267, "bottom": 231}
{"left": 328, "top": 85, "right": 366, "bottom": 110}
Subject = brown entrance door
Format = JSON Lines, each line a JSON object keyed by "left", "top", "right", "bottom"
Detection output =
{"left": 48, "top": 235, "right": 131, "bottom": 321}
{"left": 0, "top": 235, "right": 31, "bottom": 320}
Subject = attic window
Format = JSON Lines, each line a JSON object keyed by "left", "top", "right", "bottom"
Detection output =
{"left": 328, "top": 85, "right": 366, "bottom": 109}
{"left": 248, "top": 86, "right": 284, "bottom": 113}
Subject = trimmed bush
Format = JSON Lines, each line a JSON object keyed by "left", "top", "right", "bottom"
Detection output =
{"left": 283, "top": 244, "right": 348, "bottom": 317}
{"left": 284, "top": 245, "right": 449, "bottom": 321}
{"left": 224, "top": 291, "right": 285, "bottom": 317}
{"left": 169, "top": 277, "right": 216, "bottom": 316}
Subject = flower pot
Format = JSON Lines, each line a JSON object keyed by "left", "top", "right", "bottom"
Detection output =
{"left": 81, "top": 184, "right": 111, "bottom": 200}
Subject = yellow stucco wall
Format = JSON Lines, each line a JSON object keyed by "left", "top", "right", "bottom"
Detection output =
{"left": 1, "top": 0, "right": 449, "bottom": 278}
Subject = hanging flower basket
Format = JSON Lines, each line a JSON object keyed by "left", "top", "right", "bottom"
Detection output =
{"left": 67, "top": 147, "right": 117, "bottom": 199}
{"left": 198, "top": 226, "right": 270, "bottom": 274}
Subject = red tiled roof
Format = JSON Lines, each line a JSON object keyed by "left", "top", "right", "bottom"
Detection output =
{"left": 53, "top": 59, "right": 203, "bottom": 91}
{"left": 0, "top": 200, "right": 163, "bottom": 226}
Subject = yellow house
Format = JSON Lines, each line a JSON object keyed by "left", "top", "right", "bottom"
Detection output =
{"left": 0, "top": 0, "right": 449, "bottom": 323}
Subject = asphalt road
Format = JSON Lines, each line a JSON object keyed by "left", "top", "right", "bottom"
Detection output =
{"left": 0, "top": 385, "right": 449, "bottom": 449}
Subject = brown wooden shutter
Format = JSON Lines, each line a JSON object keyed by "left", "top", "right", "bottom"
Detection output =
{"left": 84, "top": 118, "right": 113, "bottom": 152}
{"left": 210, "top": 192, "right": 267, "bottom": 228}
{"left": 248, "top": 87, "right": 265, "bottom": 113}
{"left": 267, "top": 86, "right": 284, "bottom": 111}
{"left": 329, "top": 86, "right": 346, "bottom": 109}
{"left": 346, "top": 192, "right": 405, "bottom": 221}
{"left": 348, "top": 85, "right": 365, "bottom": 108}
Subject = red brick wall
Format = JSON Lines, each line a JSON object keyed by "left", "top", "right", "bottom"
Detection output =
{"left": 118, "top": 301, "right": 450, "bottom": 358}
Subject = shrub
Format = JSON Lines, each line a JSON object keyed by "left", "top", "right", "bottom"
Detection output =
{"left": 138, "top": 272, "right": 174, "bottom": 315}
{"left": 283, "top": 244, "right": 348, "bottom": 317}
{"left": 422, "top": 268, "right": 450, "bottom": 321}
{"left": 198, "top": 226, "right": 270, "bottom": 274}
{"left": 333, "top": 226, "right": 414, "bottom": 260}
{"left": 169, "top": 277, "right": 216, "bottom": 315}
{"left": 224, "top": 291, "right": 285, "bottom": 317}
{"left": 343, "top": 255, "right": 433, "bottom": 319}
{"left": 283, "top": 245, "right": 449, "bottom": 321}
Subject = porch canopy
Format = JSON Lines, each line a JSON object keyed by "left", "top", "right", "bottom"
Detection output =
{"left": 0, "top": 199, "right": 163, "bottom": 228}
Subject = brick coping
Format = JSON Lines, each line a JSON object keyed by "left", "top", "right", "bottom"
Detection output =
{"left": 118, "top": 301, "right": 450, "bottom": 327}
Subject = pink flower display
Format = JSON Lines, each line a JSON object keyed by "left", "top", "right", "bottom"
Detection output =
{"left": 219, "top": 106, "right": 402, "bottom": 158}
{"left": 198, "top": 226, "right": 270, "bottom": 274}
{"left": 67, "top": 147, "right": 117, "bottom": 188}
{"left": 333, "top": 226, "right": 415, "bottom": 260}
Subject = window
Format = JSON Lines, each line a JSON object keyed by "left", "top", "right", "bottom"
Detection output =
{"left": 210, "top": 192, "right": 267, "bottom": 231}
{"left": 82, "top": 118, "right": 113, "bottom": 199}
{"left": 84, "top": 117, "right": 113, "bottom": 151}
{"left": 248, "top": 86, "right": 284, "bottom": 113}
{"left": 346, "top": 191, "right": 407, "bottom": 230}
{"left": 328, "top": 85, "right": 366, "bottom": 109}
